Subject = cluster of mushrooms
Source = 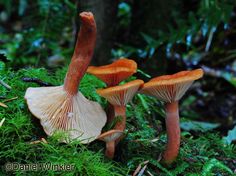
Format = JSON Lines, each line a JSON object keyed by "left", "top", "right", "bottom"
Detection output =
{"left": 24, "top": 12, "right": 203, "bottom": 164}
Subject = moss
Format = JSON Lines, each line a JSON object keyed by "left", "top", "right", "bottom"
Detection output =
{"left": 0, "top": 67, "right": 235, "bottom": 175}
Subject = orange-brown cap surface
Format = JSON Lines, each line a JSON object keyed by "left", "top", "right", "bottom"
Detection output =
{"left": 97, "top": 129, "right": 124, "bottom": 142}
{"left": 140, "top": 69, "right": 203, "bottom": 102}
{"left": 87, "top": 58, "right": 137, "bottom": 86}
{"left": 97, "top": 79, "right": 144, "bottom": 106}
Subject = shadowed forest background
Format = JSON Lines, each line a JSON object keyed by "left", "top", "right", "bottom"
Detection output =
{"left": 1, "top": 0, "right": 236, "bottom": 175}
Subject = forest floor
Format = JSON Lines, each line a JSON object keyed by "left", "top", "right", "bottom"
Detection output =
{"left": 0, "top": 67, "right": 236, "bottom": 176}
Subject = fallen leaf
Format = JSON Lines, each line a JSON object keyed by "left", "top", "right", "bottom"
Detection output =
{"left": 180, "top": 120, "right": 220, "bottom": 132}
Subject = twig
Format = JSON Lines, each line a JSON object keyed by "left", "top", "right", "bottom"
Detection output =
{"left": 0, "top": 80, "right": 11, "bottom": 90}
{"left": 0, "top": 102, "right": 7, "bottom": 108}
{"left": 22, "top": 77, "right": 54, "bottom": 87}
{"left": 201, "top": 65, "right": 222, "bottom": 78}
{"left": 133, "top": 164, "right": 142, "bottom": 176}
{"left": 2, "top": 97, "right": 18, "bottom": 103}
{"left": 146, "top": 171, "right": 154, "bottom": 176}
{"left": 132, "top": 160, "right": 149, "bottom": 176}
{"left": 205, "top": 27, "right": 216, "bottom": 52}
{"left": 30, "top": 138, "right": 48, "bottom": 145}
{"left": 0, "top": 118, "right": 5, "bottom": 127}
{"left": 30, "top": 140, "right": 41, "bottom": 145}
{"left": 137, "top": 164, "right": 148, "bottom": 176}
{"left": 41, "top": 138, "right": 48, "bottom": 144}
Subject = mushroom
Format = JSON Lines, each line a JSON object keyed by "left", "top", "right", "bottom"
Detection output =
{"left": 97, "top": 80, "right": 144, "bottom": 132}
{"left": 24, "top": 12, "right": 107, "bottom": 144}
{"left": 140, "top": 69, "right": 203, "bottom": 164}
{"left": 97, "top": 129, "right": 124, "bottom": 159}
{"left": 87, "top": 58, "right": 137, "bottom": 122}
{"left": 87, "top": 58, "right": 137, "bottom": 87}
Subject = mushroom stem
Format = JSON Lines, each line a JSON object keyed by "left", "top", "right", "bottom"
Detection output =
{"left": 114, "top": 105, "right": 126, "bottom": 131}
{"left": 64, "top": 12, "right": 97, "bottom": 95}
{"left": 162, "top": 101, "right": 180, "bottom": 164}
{"left": 106, "top": 103, "right": 115, "bottom": 123}
{"left": 105, "top": 141, "right": 115, "bottom": 159}
{"left": 114, "top": 105, "right": 126, "bottom": 145}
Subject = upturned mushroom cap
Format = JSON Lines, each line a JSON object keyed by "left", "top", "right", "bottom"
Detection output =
{"left": 24, "top": 12, "right": 106, "bottom": 144}
{"left": 87, "top": 58, "right": 137, "bottom": 86}
{"left": 97, "top": 129, "right": 124, "bottom": 142}
{"left": 25, "top": 86, "right": 106, "bottom": 144}
{"left": 140, "top": 69, "right": 203, "bottom": 102}
{"left": 97, "top": 80, "right": 144, "bottom": 106}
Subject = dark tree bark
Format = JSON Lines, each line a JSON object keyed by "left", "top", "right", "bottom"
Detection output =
{"left": 131, "top": 0, "right": 179, "bottom": 43}
{"left": 129, "top": 0, "right": 179, "bottom": 77}
{"left": 77, "top": 0, "right": 119, "bottom": 65}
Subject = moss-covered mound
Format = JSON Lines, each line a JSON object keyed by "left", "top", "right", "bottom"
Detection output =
{"left": 0, "top": 67, "right": 235, "bottom": 175}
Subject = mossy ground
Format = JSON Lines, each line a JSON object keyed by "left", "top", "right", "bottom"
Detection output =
{"left": 0, "top": 67, "right": 235, "bottom": 176}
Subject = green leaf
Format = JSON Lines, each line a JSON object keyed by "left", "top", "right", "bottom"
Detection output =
{"left": 180, "top": 121, "right": 220, "bottom": 132}
{"left": 0, "top": 61, "right": 5, "bottom": 73}
{"left": 202, "top": 158, "right": 233, "bottom": 176}
{"left": 223, "top": 125, "right": 236, "bottom": 144}
{"left": 222, "top": 72, "right": 236, "bottom": 87}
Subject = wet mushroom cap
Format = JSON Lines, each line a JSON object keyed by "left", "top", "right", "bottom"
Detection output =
{"left": 97, "top": 129, "right": 124, "bottom": 142}
{"left": 97, "top": 79, "right": 144, "bottom": 106}
{"left": 140, "top": 69, "right": 203, "bottom": 103}
{"left": 87, "top": 58, "right": 137, "bottom": 86}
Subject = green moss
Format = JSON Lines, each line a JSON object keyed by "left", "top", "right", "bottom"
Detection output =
{"left": 0, "top": 67, "right": 235, "bottom": 175}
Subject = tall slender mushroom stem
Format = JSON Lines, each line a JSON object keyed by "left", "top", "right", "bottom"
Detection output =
{"left": 105, "top": 141, "right": 115, "bottom": 159}
{"left": 162, "top": 101, "right": 180, "bottom": 164}
{"left": 114, "top": 105, "right": 126, "bottom": 131}
{"left": 64, "top": 12, "right": 97, "bottom": 95}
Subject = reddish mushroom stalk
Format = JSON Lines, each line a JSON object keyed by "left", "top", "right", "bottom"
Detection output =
{"left": 105, "top": 141, "right": 115, "bottom": 159}
{"left": 114, "top": 105, "right": 126, "bottom": 131}
{"left": 162, "top": 101, "right": 180, "bottom": 164}
{"left": 64, "top": 12, "right": 97, "bottom": 95}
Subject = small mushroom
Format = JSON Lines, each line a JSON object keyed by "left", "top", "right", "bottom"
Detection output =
{"left": 87, "top": 59, "right": 137, "bottom": 123}
{"left": 140, "top": 69, "right": 203, "bottom": 164}
{"left": 24, "top": 12, "right": 106, "bottom": 144}
{"left": 97, "top": 80, "right": 144, "bottom": 132}
{"left": 97, "top": 129, "right": 124, "bottom": 159}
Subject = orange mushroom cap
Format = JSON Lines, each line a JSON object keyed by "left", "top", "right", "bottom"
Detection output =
{"left": 97, "top": 80, "right": 144, "bottom": 106}
{"left": 97, "top": 129, "right": 124, "bottom": 142}
{"left": 140, "top": 69, "right": 203, "bottom": 103}
{"left": 87, "top": 58, "right": 137, "bottom": 86}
